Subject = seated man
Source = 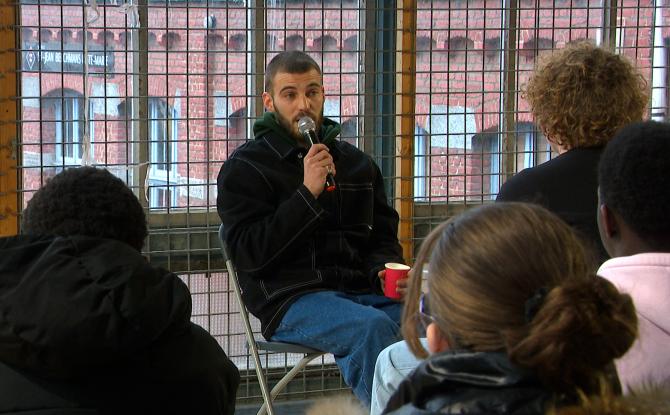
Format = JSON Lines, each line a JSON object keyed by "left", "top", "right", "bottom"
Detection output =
{"left": 217, "top": 50, "right": 406, "bottom": 407}
{"left": 0, "top": 167, "right": 240, "bottom": 414}
{"left": 597, "top": 120, "right": 670, "bottom": 393}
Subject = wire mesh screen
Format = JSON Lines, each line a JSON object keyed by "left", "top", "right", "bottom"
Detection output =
{"left": 18, "top": 0, "right": 360, "bottom": 404}
{"left": 411, "top": 0, "right": 669, "bottom": 244}
{"left": 12, "top": 0, "right": 670, "bottom": 406}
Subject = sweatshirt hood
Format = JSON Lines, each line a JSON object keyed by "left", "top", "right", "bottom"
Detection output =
{"left": 0, "top": 235, "right": 192, "bottom": 379}
{"left": 252, "top": 112, "right": 341, "bottom": 147}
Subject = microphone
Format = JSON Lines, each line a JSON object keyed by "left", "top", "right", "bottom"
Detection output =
{"left": 298, "top": 116, "right": 336, "bottom": 192}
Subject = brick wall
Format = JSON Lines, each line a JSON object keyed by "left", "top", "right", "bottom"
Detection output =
{"left": 19, "top": 0, "right": 659, "bottom": 202}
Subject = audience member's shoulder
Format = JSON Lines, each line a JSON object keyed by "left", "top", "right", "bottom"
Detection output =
{"left": 5, "top": 234, "right": 144, "bottom": 268}
{"left": 497, "top": 148, "right": 602, "bottom": 201}
{"left": 0, "top": 234, "right": 54, "bottom": 250}
{"left": 60, "top": 236, "right": 191, "bottom": 311}
{"left": 496, "top": 164, "right": 545, "bottom": 201}
{"left": 69, "top": 236, "right": 157, "bottom": 271}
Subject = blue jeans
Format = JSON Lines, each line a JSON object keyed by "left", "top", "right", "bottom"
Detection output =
{"left": 370, "top": 339, "right": 425, "bottom": 415}
{"left": 270, "top": 291, "right": 402, "bottom": 407}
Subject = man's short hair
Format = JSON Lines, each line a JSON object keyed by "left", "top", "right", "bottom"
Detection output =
{"left": 21, "top": 166, "right": 148, "bottom": 251}
{"left": 264, "top": 51, "right": 322, "bottom": 94}
{"left": 598, "top": 120, "right": 670, "bottom": 247}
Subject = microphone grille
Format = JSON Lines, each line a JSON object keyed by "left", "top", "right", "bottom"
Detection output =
{"left": 298, "top": 116, "right": 316, "bottom": 134}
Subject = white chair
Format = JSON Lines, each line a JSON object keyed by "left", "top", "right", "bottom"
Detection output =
{"left": 218, "top": 224, "right": 327, "bottom": 415}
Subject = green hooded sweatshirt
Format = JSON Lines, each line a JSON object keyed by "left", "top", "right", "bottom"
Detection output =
{"left": 252, "top": 112, "right": 341, "bottom": 148}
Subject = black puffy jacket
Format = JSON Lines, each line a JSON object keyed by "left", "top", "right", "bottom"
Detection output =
{"left": 0, "top": 235, "right": 239, "bottom": 415}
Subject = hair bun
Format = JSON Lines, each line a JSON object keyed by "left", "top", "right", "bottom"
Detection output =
{"left": 509, "top": 276, "right": 637, "bottom": 392}
{"left": 524, "top": 286, "right": 550, "bottom": 323}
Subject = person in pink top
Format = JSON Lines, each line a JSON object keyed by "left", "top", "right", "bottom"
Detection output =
{"left": 597, "top": 120, "right": 670, "bottom": 393}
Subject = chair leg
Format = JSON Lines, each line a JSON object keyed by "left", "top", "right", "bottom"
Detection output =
{"left": 252, "top": 351, "right": 275, "bottom": 415}
{"left": 255, "top": 353, "right": 324, "bottom": 415}
{"left": 226, "top": 257, "right": 276, "bottom": 415}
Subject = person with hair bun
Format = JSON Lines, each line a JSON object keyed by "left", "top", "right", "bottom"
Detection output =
{"left": 381, "top": 202, "right": 637, "bottom": 414}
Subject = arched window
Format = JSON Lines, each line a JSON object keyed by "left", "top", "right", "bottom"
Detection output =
{"left": 285, "top": 34, "right": 304, "bottom": 51}
{"left": 516, "top": 121, "right": 549, "bottom": 169}
{"left": 148, "top": 97, "right": 179, "bottom": 208}
{"left": 471, "top": 122, "right": 548, "bottom": 198}
{"left": 414, "top": 124, "right": 429, "bottom": 201}
{"left": 340, "top": 117, "right": 358, "bottom": 147}
{"left": 42, "top": 89, "right": 94, "bottom": 166}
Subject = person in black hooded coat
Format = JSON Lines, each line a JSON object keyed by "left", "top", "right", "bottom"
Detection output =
{"left": 0, "top": 167, "right": 239, "bottom": 415}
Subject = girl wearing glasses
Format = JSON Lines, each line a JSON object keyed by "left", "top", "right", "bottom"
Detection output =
{"left": 382, "top": 202, "right": 637, "bottom": 414}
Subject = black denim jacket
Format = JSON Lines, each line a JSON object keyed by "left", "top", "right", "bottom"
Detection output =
{"left": 216, "top": 131, "right": 403, "bottom": 338}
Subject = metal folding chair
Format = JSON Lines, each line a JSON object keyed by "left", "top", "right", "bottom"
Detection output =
{"left": 218, "top": 224, "right": 326, "bottom": 415}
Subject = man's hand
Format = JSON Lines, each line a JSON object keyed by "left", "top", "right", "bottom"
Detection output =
{"left": 303, "top": 143, "right": 336, "bottom": 198}
{"left": 378, "top": 268, "right": 410, "bottom": 299}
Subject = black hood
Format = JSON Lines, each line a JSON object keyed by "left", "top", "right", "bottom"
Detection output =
{"left": 0, "top": 235, "right": 191, "bottom": 380}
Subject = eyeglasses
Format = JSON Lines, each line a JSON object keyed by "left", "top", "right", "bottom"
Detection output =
{"left": 417, "top": 292, "right": 435, "bottom": 332}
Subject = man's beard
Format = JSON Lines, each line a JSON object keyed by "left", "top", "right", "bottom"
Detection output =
{"left": 274, "top": 106, "right": 324, "bottom": 145}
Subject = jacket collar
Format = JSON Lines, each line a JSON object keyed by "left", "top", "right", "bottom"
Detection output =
{"left": 260, "top": 131, "right": 306, "bottom": 161}
{"left": 259, "top": 129, "right": 345, "bottom": 163}
{"left": 253, "top": 112, "right": 342, "bottom": 161}
{"left": 385, "top": 351, "right": 551, "bottom": 414}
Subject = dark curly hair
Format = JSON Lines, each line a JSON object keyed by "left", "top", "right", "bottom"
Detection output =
{"left": 598, "top": 120, "right": 670, "bottom": 249}
{"left": 21, "top": 167, "right": 148, "bottom": 251}
{"left": 524, "top": 40, "right": 648, "bottom": 149}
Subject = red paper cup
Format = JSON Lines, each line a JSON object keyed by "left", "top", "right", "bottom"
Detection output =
{"left": 384, "top": 263, "right": 410, "bottom": 299}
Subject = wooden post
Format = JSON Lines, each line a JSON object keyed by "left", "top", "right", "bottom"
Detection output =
{"left": 396, "top": 0, "right": 416, "bottom": 262}
{"left": 0, "top": 0, "right": 18, "bottom": 236}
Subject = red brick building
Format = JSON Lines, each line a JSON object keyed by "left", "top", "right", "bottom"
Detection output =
{"left": 18, "top": 1, "right": 666, "bottom": 206}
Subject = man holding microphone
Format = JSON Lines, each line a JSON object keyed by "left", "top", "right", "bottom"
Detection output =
{"left": 217, "top": 50, "right": 407, "bottom": 407}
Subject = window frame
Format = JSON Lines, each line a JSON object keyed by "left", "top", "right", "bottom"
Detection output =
{"left": 147, "top": 97, "right": 179, "bottom": 209}
{"left": 50, "top": 90, "right": 94, "bottom": 167}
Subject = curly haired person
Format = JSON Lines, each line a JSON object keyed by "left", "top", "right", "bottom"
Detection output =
{"left": 497, "top": 40, "right": 648, "bottom": 263}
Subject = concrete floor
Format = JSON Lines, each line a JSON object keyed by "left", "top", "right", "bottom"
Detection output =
{"left": 235, "top": 391, "right": 360, "bottom": 414}
{"left": 235, "top": 399, "right": 316, "bottom": 415}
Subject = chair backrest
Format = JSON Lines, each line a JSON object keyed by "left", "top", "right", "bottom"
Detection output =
{"left": 218, "top": 224, "right": 232, "bottom": 263}
{"left": 218, "top": 224, "right": 333, "bottom": 415}
{"left": 219, "top": 224, "right": 252, "bottom": 323}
